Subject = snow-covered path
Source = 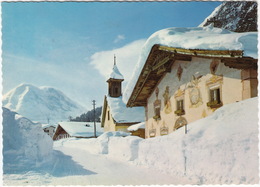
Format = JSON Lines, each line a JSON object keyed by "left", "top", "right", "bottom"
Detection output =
{"left": 3, "top": 140, "right": 191, "bottom": 186}
{"left": 51, "top": 144, "right": 191, "bottom": 185}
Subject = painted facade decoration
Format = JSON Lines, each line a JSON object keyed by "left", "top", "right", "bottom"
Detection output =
{"left": 153, "top": 88, "right": 161, "bottom": 120}
{"left": 163, "top": 86, "right": 172, "bottom": 114}
{"left": 189, "top": 75, "right": 203, "bottom": 108}
{"left": 160, "top": 121, "right": 169, "bottom": 136}
{"left": 127, "top": 44, "right": 257, "bottom": 138}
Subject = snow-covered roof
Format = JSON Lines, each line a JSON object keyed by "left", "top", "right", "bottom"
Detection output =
{"left": 123, "top": 26, "right": 258, "bottom": 104}
{"left": 108, "top": 63, "right": 124, "bottom": 80}
{"left": 58, "top": 122, "right": 103, "bottom": 137}
{"left": 127, "top": 122, "right": 145, "bottom": 131}
{"left": 42, "top": 124, "right": 56, "bottom": 129}
{"left": 106, "top": 96, "right": 144, "bottom": 123}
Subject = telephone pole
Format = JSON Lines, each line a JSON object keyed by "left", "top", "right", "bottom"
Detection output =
{"left": 92, "top": 100, "right": 97, "bottom": 138}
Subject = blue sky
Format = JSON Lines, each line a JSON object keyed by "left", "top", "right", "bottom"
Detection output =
{"left": 2, "top": 1, "right": 221, "bottom": 110}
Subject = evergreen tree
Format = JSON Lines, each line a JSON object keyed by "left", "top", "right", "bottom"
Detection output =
{"left": 70, "top": 106, "right": 102, "bottom": 122}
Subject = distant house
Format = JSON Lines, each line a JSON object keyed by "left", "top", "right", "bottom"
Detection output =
{"left": 53, "top": 122, "right": 103, "bottom": 140}
{"left": 42, "top": 124, "right": 56, "bottom": 138}
{"left": 101, "top": 56, "right": 144, "bottom": 132}
{"left": 126, "top": 26, "right": 257, "bottom": 138}
{"left": 127, "top": 122, "right": 145, "bottom": 138}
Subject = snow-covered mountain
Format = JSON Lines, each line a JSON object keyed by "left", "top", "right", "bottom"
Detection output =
{"left": 3, "top": 83, "right": 86, "bottom": 124}
{"left": 199, "top": 1, "right": 257, "bottom": 32}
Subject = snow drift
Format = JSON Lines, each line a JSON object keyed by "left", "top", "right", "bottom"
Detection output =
{"left": 3, "top": 107, "right": 53, "bottom": 174}
{"left": 135, "top": 97, "right": 258, "bottom": 184}
{"left": 58, "top": 97, "right": 259, "bottom": 184}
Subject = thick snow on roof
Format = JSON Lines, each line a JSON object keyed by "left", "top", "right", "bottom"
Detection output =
{"left": 42, "top": 124, "right": 56, "bottom": 129}
{"left": 58, "top": 122, "right": 103, "bottom": 137}
{"left": 123, "top": 26, "right": 258, "bottom": 103}
{"left": 127, "top": 122, "right": 145, "bottom": 131}
{"left": 106, "top": 96, "right": 144, "bottom": 123}
{"left": 108, "top": 63, "right": 124, "bottom": 80}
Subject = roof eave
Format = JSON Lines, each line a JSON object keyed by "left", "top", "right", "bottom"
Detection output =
{"left": 127, "top": 44, "right": 257, "bottom": 107}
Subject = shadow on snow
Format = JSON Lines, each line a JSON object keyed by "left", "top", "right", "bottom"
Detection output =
{"left": 3, "top": 150, "right": 96, "bottom": 177}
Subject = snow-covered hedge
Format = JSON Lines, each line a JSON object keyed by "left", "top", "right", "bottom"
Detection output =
{"left": 3, "top": 107, "right": 53, "bottom": 173}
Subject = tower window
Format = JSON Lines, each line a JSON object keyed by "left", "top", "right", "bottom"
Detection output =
{"left": 115, "top": 87, "right": 119, "bottom": 95}
{"left": 108, "top": 111, "right": 110, "bottom": 120}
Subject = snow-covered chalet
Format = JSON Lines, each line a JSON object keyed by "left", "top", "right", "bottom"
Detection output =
{"left": 53, "top": 122, "right": 103, "bottom": 140}
{"left": 101, "top": 56, "right": 144, "bottom": 134}
{"left": 42, "top": 124, "right": 56, "bottom": 138}
{"left": 125, "top": 26, "right": 258, "bottom": 138}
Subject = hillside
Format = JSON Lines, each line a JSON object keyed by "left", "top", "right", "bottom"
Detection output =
{"left": 199, "top": 1, "right": 257, "bottom": 32}
{"left": 3, "top": 83, "right": 86, "bottom": 124}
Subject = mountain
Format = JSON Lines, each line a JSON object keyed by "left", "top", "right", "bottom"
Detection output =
{"left": 3, "top": 83, "right": 86, "bottom": 124}
{"left": 199, "top": 1, "right": 257, "bottom": 32}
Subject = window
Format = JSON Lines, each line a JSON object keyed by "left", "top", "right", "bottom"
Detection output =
{"left": 175, "top": 99, "right": 185, "bottom": 116}
{"left": 210, "top": 88, "right": 221, "bottom": 103}
{"left": 108, "top": 111, "right": 110, "bottom": 121}
{"left": 115, "top": 87, "right": 119, "bottom": 95}
{"left": 207, "top": 88, "right": 223, "bottom": 108}
{"left": 177, "top": 100, "right": 184, "bottom": 110}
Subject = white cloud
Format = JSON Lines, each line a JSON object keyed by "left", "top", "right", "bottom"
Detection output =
{"left": 90, "top": 39, "right": 146, "bottom": 83}
{"left": 113, "top": 34, "right": 126, "bottom": 43}
{"left": 2, "top": 53, "right": 105, "bottom": 109}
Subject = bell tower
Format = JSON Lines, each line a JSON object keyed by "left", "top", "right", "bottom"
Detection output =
{"left": 107, "top": 55, "right": 124, "bottom": 98}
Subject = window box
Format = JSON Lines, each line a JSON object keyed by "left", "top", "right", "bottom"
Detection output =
{"left": 153, "top": 115, "right": 161, "bottom": 120}
{"left": 207, "top": 100, "right": 223, "bottom": 108}
{"left": 174, "top": 109, "right": 185, "bottom": 116}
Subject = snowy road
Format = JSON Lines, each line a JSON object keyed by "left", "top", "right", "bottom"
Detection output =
{"left": 3, "top": 139, "right": 191, "bottom": 186}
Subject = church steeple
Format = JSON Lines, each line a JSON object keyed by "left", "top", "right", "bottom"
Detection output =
{"left": 107, "top": 55, "right": 124, "bottom": 98}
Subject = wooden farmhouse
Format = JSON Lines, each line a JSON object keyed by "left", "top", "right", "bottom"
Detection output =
{"left": 53, "top": 122, "right": 103, "bottom": 140}
{"left": 126, "top": 26, "right": 258, "bottom": 138}
{"left": 101, "top": 56, "right": 144, "bottom": 134}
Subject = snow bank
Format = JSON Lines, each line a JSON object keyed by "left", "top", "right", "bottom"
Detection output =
{"left": 58, "top": 97, "right": 258, "bottom": 184}
{"left": 55, "top": 131, "right": 131, "bottom": 155}
{"left": 123, "top": 26, "right": 258, "bottom": 103}
{"left": 3, "top": 107, "right": 53, "bottom": 173}
{"left": 136, "top": 97, "right": 259, "bottom": 184}
{"left": 108, "top": 136, "right": 142, "bottom": 161}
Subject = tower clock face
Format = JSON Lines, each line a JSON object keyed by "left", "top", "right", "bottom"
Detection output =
{"left": 190, "top": 88, "right": 200, "bottom": 105}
